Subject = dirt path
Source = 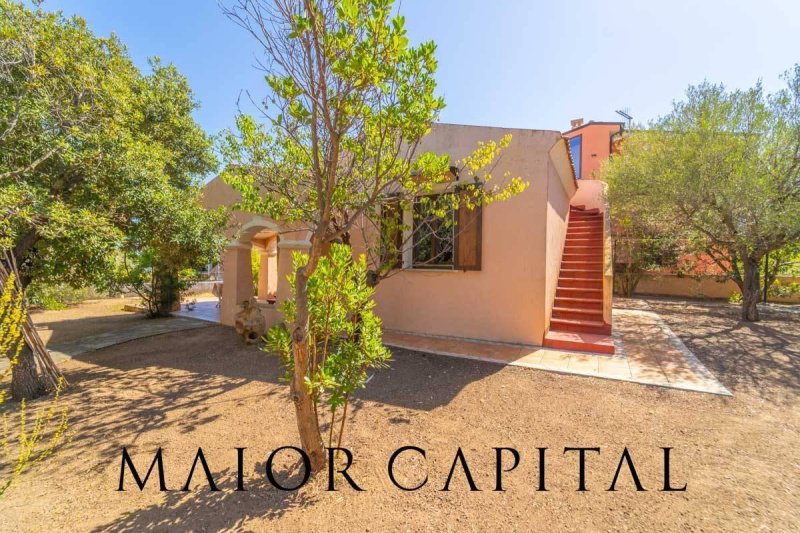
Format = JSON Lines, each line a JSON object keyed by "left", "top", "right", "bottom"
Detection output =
{"left": 1, "top": 299, "right": 798, "bottom": 531}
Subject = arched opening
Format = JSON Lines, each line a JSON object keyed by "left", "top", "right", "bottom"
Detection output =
{"left": 238, "top": 216, "right": 280, "bottom": 302}
{"left": 218, "top": 216, "right": 281, "bottom": 326}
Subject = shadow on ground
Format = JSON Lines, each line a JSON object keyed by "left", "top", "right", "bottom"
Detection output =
{"left": 642, "top": 297, "right": 800, "bottom": 401}
{"left": 91, "top": 464, "right": 314, "bottom": 532}
{"left": 57, "top": 326, "right": 501, "bottom": 470}
{"left": 6, "top": 298, "right": 799, "bottom": 531}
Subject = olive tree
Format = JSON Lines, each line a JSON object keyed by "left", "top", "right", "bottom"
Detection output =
{"left": 605, "top": 67, "right": 800, "bottom": 321}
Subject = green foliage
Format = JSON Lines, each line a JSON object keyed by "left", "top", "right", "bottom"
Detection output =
{"left": 605, "top": 65, "right": 800, "bottom": 319}
{"left": 114, "top": 187, "right": 228, "bottom": 317}
{"left": 219, "top": 0, "right": 526, "bottom": 280}
{"left": 251, "top": 248, "right": 260, "bottom": 292}
{"left": 0, "top": 1, "right": 224, "bottom": 299}
{"left": 265, "top": 244, "right": 391, "bottom": 446}
{"left": 26, "top": 281, "right": 97, "bottom": 310}
{"left": 768, "top": 279, "right": 800, "bottom": 299}
{"left": 0, "top": 274, "right": 25, "bottom": 381}
{"left": 613, "top": 227, "right": 680, "bottom": 297}
{"left": 728, "top": 292, "right": 743, "bottom": 304}
{"left": 1, "top": 273, "right": 70, "bottom": 497}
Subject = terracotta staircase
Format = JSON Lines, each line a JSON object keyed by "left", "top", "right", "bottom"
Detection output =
{"left": 543, "top": 205, "right": 614, "bottom": 354}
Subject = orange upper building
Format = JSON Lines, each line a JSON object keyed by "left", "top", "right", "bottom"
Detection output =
{"left": 563, "top": 119, "right": 624, "bottom": 180}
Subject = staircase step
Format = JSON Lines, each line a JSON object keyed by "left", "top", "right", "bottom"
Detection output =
{"left": 569, "top": 220, "right": 602, "bottom": 226}
{"left": 566, "top": 233, "right": 600, "bottom": 239}
{"left": 563, "top": 250, "right": 603, "bottom": 257}
{"left": 566, "top": 238, "right": 600, "bottom": 245}
{"left": 561, "top": 260, "right": 602, "bottom": 268}
{"left": 563, "top": 249, "right": 603, "bottom": 255}
{"left": 567, "top": 225, "right": 603, "bottom": 235}
{"left": 563, "top": 245, "right": 604, "bottom": 252}
{"left": 554, "top": 296, "right": 603, "bottom": 309}
{"left": 567, "top": 225, "right": 603, "bottom": 231}
{"left": 559, "top": 268, "right": 602, "bottom": 279}
{"left": 552, "top": 307, "right": 604, "bottom": 321}
{"left": 563, "top": 247, "right": 602, "bottom": 253}
{"left": 570, "top": 206, "right": 600, "bottom": 215}
{"left": 568, "top": 225, "right": 602, "bottom": 232}
{"left": 549, "top": 317, "right": 611, "bottom": 335}
{"left": 543, "top": 330, "right": 615, "bottom": 354}
{"left": 556, "top": 287, "right": 603, "bottom": 298}
{"left": 558, "top": 278, "right": 603, "bottom": 289}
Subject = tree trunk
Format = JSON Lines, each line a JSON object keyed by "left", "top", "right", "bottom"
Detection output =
{"left": 740, "top": 257, "right": 761, "bottom": 322}
{"left": 290, "top": 270, "right": 326, "bottom": 472}
{"left": 3, "top": 247, "right": 63, "bottom": 401}
{"left": 613, "top": 266, "right": 642, "bottom": 298}
{"left": 11, "top": 344, "right": 46, "bottom": 401}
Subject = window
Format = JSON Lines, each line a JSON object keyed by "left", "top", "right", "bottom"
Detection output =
{"left": 412, "top": 195, "right": 454, "bottom": 269}
{"left": 568, "top": 135, "right": 582, "bottom": 179}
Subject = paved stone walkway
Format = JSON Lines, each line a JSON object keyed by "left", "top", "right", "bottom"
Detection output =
{"left": 174, "top": 298, "right": 222, "bottom": 323}
{"left": 35, "top": 316, "right": 212, "bottom": 367}
{"left": 383, "top": 307, "right": 730, "bottom": 396}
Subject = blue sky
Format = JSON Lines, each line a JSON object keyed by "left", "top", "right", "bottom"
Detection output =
{"left": 35, "top": 0, "right": 800, "bottom": 136}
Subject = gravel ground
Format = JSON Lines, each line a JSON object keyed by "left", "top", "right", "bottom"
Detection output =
{"left": 1, "top": 298, "right": 798, "bottom": 532}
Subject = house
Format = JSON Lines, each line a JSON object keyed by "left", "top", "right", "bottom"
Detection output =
{"left": 202, "top": 123, "right": 614, "bottom": 353}
{"left": 563, "top": 119, "right": 624, "bottom": 180}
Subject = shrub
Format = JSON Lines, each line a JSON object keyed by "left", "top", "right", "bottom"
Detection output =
{"left": 26, "top": 282, "right": 99, "bottom": 310}
{"left": 265, "top": 244, "right": 391, "bottom": 450}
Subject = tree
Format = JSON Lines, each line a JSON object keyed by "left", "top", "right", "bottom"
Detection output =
{"left": 612, "top": 218, "right": 679, "bottom": 297}
{"left": 115, "top": 186, "right": 228, "bottom": 317}
{"left": 0, "top": 2, "right": 224, "bottom": 398}
{"left": 266, "top": 244, "right": 391, "bottom": 454}
{"left": 220, "top": 0, "right": 526, "bottom": 471}
{"left": 605, "top": 67, "right": 800, "bottom": 321}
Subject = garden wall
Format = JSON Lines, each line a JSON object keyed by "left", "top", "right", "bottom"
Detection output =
{"left": 634, "top": 273, "right": 800, "bottom": 303}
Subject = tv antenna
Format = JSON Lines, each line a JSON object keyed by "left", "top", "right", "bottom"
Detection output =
{"left": 615, "top": 109, "right": 633, "bottom": 129}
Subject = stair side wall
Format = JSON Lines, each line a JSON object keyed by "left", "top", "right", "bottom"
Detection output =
{"left": 542, "top": 147, "right": 577, "bottom": 341}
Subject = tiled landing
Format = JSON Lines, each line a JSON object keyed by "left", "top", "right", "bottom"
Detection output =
{"left": 383, "top": 307, "right": 730, "bottom": 396}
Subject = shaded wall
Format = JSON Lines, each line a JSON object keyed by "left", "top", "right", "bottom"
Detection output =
{"left": 543, "top": 142, "right": 575, "bottom": 328}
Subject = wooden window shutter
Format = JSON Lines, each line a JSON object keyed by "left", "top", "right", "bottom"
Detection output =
{"left": 454, "top": 189, "right": 483, "bottom": 271}
{"left": 381, "top": 198, "right": 403, "bottom": 270}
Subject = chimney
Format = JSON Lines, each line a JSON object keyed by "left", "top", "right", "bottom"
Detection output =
{"left": 570, "top": 118, "right": 584, "bottom": 129}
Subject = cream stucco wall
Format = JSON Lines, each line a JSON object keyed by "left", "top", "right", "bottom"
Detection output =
{"left": 202, "top": 123, "right": 577, "bottom": 344}
{"left": 543, "top": 150, "right": 573, "bottom": 330}
{"left": 570, "top": 178, "right": 605, "bottom": 211}
{"left": 372, "top": 123, "right": 576, "bottom": 345}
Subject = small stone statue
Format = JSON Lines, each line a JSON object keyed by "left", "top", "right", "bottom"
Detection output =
{"left": 234, "top": 296, "right": 267, "bottom": 344}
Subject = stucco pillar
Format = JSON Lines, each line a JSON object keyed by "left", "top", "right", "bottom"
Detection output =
{"left": 220, "top": 240, "right": 254, "bottom": 326}
{"left": 266, "top": 237, "right": 278, "bottom": 296}
{"left": 257, "top": 250, "right": 269, "bottom": 301}
{"left": 276, "top": 238, "right": 311, "bottom": 305}
{"left": 256, "top": 238, "right": 279, "bottom": 300}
